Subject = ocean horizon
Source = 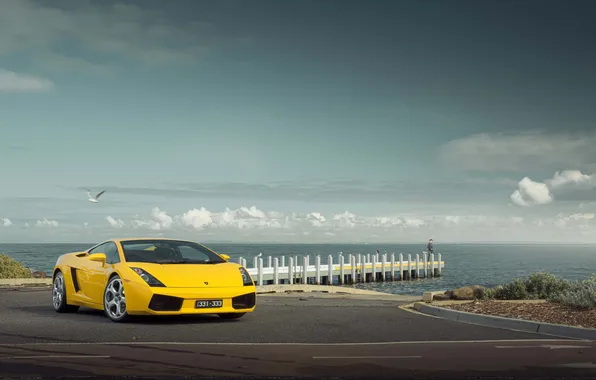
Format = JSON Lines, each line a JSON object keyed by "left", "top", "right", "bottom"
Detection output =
{"left": 2, "top": 242, "right": 595, "bottom": 296}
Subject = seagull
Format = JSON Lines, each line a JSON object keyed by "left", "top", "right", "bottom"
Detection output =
{"left": 87, "top": 190, "right": 106, "bottom": 203}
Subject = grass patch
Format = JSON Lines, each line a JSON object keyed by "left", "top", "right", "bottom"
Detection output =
{"left": 0, "top": 254, "right": 33, "bottom": 279}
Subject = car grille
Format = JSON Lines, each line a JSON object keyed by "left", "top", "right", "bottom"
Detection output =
{"left": 148, "top": 294, "right": 184, "bottom": 311}
{"left": 232, "top": 292, "right": 256, "bottom": 309}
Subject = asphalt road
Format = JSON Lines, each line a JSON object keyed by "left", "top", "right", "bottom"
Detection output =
{"left": 1, "top": 287, "right": 595, "bottom": 379}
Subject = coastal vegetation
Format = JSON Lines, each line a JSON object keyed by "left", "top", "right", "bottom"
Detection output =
{"left": 438, "top": 272, "right": 596, "bottom": 329}
{"left": 445, "top": 272, "right": 596, "bottom": 309}
{"left": 0, "top": 254, "right": 33, "bottom": 279}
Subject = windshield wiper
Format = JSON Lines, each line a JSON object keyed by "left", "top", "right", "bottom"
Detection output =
{"left": 155, "top": 259, "right": 194, "bottom": 264}
{"left": 155, "top": 259, "right": 223, "bottom": 264}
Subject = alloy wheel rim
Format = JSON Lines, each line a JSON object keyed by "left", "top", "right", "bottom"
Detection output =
{"left": 52, "top": 273, "right": 64, "bottom": 309}
{"left": 104, "top": 278, "right": 126, "bottom": 319}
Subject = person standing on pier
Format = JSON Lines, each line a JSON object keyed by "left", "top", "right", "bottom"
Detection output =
{"left": 427, "top": 239, "right": 434, "bottom": 254}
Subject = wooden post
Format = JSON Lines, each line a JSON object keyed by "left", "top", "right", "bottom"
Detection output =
{"left": 257, "top": 257, "right": 263, "bottom": 286}
{"left": 350, "top": 254, "right": 356, "bottom": 284}
{"left": 390, "top": 253, "right": 395, "bottom": 281}
{"left": 371, "top": 254, "right": 377, "bottom": 282}
{"left": 339, "top": 254, "right": 345, "bottom": 284}
{"left": 430, "top": 253, "right": 435, "bottom": 278}
{"left": 327, "top": 255, "right": 333, "bottom": 285}
{"left": 302, "top": 256, "right": 308, "bottom": 284}
{"left": 273, "top": 257, "right": 279, "bottom": 284}
{"left": 399, "top": 253, "right": 404, "bottom": 281}
{"left": 416, "top": 254, "right": 420, "bottom": 279}
{"left": 288, "top": 257, "right": 294, "bottom": 284}
{"left": 315, "top": 255, "right": 321, "bottom": 285}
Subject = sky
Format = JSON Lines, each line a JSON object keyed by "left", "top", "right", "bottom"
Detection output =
{"left": 1, "top": 0, "right": 596, "bottom": 244}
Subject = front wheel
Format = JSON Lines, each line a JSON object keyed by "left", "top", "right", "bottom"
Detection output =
{"left": 52, "top": 271, "right": 79, "bottom": 313}
{"left": 103, "top": 275, "right": 129, "bottom": 322}
{"left": 218, "top": 313, "right": 246, "bottom": 319}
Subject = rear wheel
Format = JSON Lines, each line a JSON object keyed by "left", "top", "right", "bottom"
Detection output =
{"left": 218, "top": 313, "right": 246, "bottom": 319}
{"left": 103, "top": 275, "right": 129, "bottom": 322}
{"left": 52, "top": 271, "right": 79, "bottom": 313}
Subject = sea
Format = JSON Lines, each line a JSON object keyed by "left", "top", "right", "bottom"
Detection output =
{"left": 2, "top": 243, "right": 595, "bottom": 296}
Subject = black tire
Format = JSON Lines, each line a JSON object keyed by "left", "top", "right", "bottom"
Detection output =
{"left": 103, "top": 275, "right": 130, "bottom": 323}
{"left": 218, "top": 313, "right": 246, "bottom": 319}
{"left": 52, "top": 271, "right": 79, "bottom": 313}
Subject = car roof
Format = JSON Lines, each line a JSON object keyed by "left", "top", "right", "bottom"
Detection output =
{"left": 111, "top": 237, "right": 195, "bottom": 244}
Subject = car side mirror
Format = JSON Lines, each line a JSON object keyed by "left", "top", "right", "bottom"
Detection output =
{"left": 88, "top": 253, "right": 107, "bottom": 264}
{"left": 219, "top": 254, "right": 230, "bottom": 261}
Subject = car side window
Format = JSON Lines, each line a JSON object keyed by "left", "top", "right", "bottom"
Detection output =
{"left": 88, "top": 242, "right": 120, "bottom": 264}
{"left": 88, "top": 243, "right": 108, "bottom": 255}
{"left": 104, "top": 242, "right": 121, "bottom": 265}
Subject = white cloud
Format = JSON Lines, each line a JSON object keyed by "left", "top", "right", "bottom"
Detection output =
{"left": 0, "top": 0, "right": 243, "bottom": 72}
{"left": 511, "top": 170, "right": 596, "bottom": 207}
{"left": 104, "top": 205, "right": 513, "bottom": 237}
{"left": 511, "top": 177, "right": 553, "bottom": 206}
{"left": 2, "top": 217, "right": 12, "bottom": 227}
{"left": 130, "top": 207, "right": 174, "bottom": 231}
{"left": 0, "top": 69, "right": 54, "bottom": 92}
{"left": 36, "top": 218, "right": 59, "bottom": 227}
{"left": 106, "top": 216, "right": 124, "bottom": 228}
{"left": 439, "top": 131, "right": 596, "bottom": 172}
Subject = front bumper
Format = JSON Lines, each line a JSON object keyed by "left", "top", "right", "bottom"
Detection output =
{"left": 124, "top": 280, "right": 257, "bottom": 315}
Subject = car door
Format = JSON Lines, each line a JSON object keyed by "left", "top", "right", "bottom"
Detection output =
{"left": 64, "top": 242, "right": 107, "bottom": 305}
{"left": 83, "top": 241, "right": 120, "bottom": 305}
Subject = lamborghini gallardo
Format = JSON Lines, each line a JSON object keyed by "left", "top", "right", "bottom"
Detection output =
{"left": 51, "top": 238, "right": 256, "bottom": 322}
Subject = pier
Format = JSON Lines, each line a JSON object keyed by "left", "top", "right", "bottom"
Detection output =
{"left": 238, "top": 252, "right": 444, "bottom": 286}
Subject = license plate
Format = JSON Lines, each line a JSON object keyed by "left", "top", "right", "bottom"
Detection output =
{"left": 195, "top": 299, "right": 223, "bottom": 308}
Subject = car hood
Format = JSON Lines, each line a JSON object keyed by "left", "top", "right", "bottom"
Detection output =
{"left": 126, "top": 262, "right": 245, "bottom": 288}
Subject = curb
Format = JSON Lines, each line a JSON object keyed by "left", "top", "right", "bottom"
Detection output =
{"left": 255, "top": 284, "right": 397, "bottom": 296}
{"left": 0, "top": 278, "right": 403, "bottom": 298}
{"left": 413, "top": 302, "right": 596, "bottom": 341}
{"left": 0, "top": 278, "right": 52, "bottom": 286}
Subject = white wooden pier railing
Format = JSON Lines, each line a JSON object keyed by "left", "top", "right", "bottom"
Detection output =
{"left": 236, "top": 252, "right": 444, "bottom": 286}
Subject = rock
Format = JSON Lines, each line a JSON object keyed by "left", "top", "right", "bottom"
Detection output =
{"left": 452, "top": 285, "right": 484, "bottom": 300}
{"left": 31, "top": 271, "right": 47, "bottom": 278}
{"left": 433, "top": 293, "right": 451, "bottom": 301}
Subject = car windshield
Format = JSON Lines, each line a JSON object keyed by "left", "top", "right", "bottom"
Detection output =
{"left": 120, "top": 240, "right": 226, "bottom": 264}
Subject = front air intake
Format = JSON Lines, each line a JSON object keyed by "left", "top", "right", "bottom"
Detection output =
{"left": 232, "top": 292, "right": 256, "bottom": 309}
{"left": 148, "top": 294, "right": 183, "bottom": 311}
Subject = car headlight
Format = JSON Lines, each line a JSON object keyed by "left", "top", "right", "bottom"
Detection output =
{"left": 130, "top": 267, "right": 165, "bottom": 287}
{"left": 239, "top": 267, "right": 254, "bottom": 286}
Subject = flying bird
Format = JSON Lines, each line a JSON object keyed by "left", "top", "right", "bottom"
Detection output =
{"left": 87, "top": 190, "right": 106, "bottom": 203}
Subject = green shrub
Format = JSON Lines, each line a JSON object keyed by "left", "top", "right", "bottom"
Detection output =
{"left": 549, "top": 275, "right": 596, "bottom": 309}
{"left": 475, "top": 272, "right": 572, "bottom": 300}
{"left": 0, "top": 254, "right": 33, "bottom": 279}
{"left": 474, "top": 272, "right": 595, "bottom": 309}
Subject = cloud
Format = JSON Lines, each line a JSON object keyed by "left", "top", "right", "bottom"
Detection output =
{"left": 35, "top": 218, "right": 59, "bottom": 227}
{"left": 0, "top": 0, "right": 247, "bottom": 73}
{"left": 1, "top": 217, "right": 12, "bottom": 227}
{"left": 510, "top": 170, "right": 596, "bottom": 207}
{"left": 0, "top": 69, "right": 54, "bottom": 92}
{"left": 106, "top": 216, "right": 124, "bottom": 228}
{"left": 439, "top": 131, "right": 596, "bottom": 172}
{"left": 104, "top": 205, "right": 515, "bottom": 236}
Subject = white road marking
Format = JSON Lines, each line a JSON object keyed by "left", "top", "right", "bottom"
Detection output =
{"left": 0, "top": 339, "right": 584, "bottom": 347}
{"left": 495, "top": 345, "right": 590, "bottom": 349}
{"left": 560, "top": 362, "right": 596, "bottom": 369}
{"left": 313, "top": 355, "right": 421, "bottom": 359}
{"left": 0, "top": 355, "right": 110, "bottom": 359}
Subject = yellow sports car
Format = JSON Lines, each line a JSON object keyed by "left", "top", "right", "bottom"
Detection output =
{"left": 51, "top": 238, "right": 256, "bottom": 322}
